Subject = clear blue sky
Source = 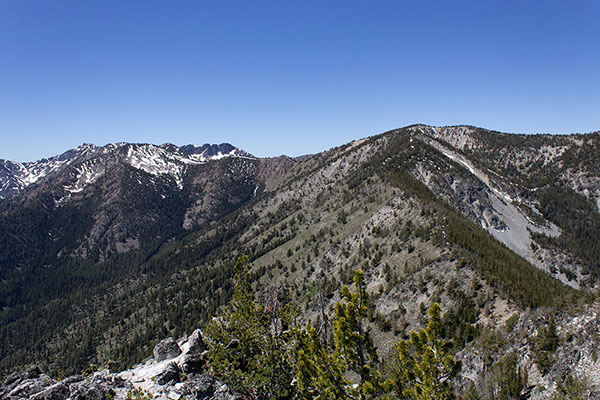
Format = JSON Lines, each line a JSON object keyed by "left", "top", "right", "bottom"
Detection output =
{"left": 1, "top": 0, "right": 599, "bottom": 161}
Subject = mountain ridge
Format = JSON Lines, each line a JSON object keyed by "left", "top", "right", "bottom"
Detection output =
{"left": 1, "top": 124, "right": 600, "bottom": 398}
{"left": 0, "top": 142, "right": 253, "bottom": 200}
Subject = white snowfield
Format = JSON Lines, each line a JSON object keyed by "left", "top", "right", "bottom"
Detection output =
{"left": 64, "top": 158, "right": 106, "bottom": 194}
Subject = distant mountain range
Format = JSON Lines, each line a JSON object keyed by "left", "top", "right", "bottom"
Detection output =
{"left": 0, "top": 142, "right": 251, "bottom": 200}
{"left": 1, "top": 125, "right": 600, "bottom": 398}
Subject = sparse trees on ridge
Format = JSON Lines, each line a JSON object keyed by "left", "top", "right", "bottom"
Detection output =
{"left": 205, "top": 259, "right": 462, "bottom": 400}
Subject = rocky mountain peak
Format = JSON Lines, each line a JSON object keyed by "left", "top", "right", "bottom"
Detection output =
{"left": 0, "top": 142, "right": 252, "bottom": 200}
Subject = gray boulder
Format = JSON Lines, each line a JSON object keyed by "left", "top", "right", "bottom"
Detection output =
{"left": 177, "top": 329, "right": 208, "bottom": 373}
{"left": 186, "top": 329, "right": 207, "bottom": 354}
{"left": 24, "top": 365, "right": 42, "bottom": 379}
{"left": 186, "top": 374, "right": 241, "bottom": 400}
{"left": 153, "top": 337, "right": 182, "bottom": 361}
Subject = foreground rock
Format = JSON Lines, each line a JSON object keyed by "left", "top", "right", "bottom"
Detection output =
{"left": 153, "top": 337, "right": 182, "bottom": 362}
{"left": 0, "top": 330, "right": 238, "bottom": 400}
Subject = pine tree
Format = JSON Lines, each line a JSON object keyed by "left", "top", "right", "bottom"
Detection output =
{"left": 533, "top": 316, "right": 560, "bottom": 373}
{"left": 553, "top": 374, "right": 587, "bottom": 400}
{"left": 497, "top": 352, "right": 528, "bottom": 400}
{"left": 296, "top": 269, "right": 384, "bottom": 400}
{"left": 296, "top": 324, "right": 348, "bottom": 400}
{"left": 204, "top": 256, "right": 297, "bottom": 400}
{"left": 390, "top": 303, "right": 461, "bottom": 400}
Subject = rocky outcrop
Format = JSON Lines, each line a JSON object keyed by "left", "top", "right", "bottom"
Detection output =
{"left": 68, "top": 381, "right": 106, "bottom": 400}
{"left": 186, "top": 329, "right": 207, "bottom": 354}
{"left": 179, "top": 352, "right": 208, "bottom": 374}
{"left": 155, "top": 362, "right": 180, "bottom": 385}
{"left": 29, "top": 382, "right": 69, "bottom": 400}
{"left": 0, "top": 331, "right": 236, "bottom": 400}
{"left": 0, "top": 365, "right": 54, "bottom": 400}
{"left": 179, "top": 329, "right": 209, "bottom": 373}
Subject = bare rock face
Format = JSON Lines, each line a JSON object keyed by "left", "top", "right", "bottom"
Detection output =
{"left": 0, "top": 363, "right": 239, "bottom": 400}
{"left": 153, "top": 337, "right": 182, "bottom": 362}
{"left": 0, "top": 365, "right": 55, "bottom": 399}
{"left": 60, "top": 375, "right": 84, "bottom": 385}
{"left": 155, "top": 362, "right": 180, "bottom": 386}
{"left": 178, "top": 329, "right": 209, "bottom": 373}
{"left": 186, "top": 374, "right": 242, "bottom": 400}
{"left": 179, "top": 352, "right": 208, "bottom": 373}
{"left": 6, "top": 378, "right": 50, "bottom": 399}
{"left": 30, "top": 382, "right": 70, "bottom": 400}
{"left": 187, "top": 329, "right": 207, "bottom": 354}
{"left": 24, "top": 365, "right": 42, "bottom": 380}
{"left": 69, "top": 381, "right": 106, "bottom": 400}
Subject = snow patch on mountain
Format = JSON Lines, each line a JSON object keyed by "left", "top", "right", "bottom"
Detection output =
{"left": 187, "top": 149, "right": 236, "bottom": 163}
{"left": 1, "top": 142, "right": 252, "bottom": 199}
{"left": 64, "top": 159, "right": 107, "bottom": 194}
{"left": 125, "top": 144, "right": 191, "bottom": 189}
{"left": 0, "top": 146, "right": 97, "bottom": 199}
{"left": 124, "top": 144, "right": 252, "bottom": 189}
{"left": 23, "top": 159, "right": 70, "bottom": 185}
